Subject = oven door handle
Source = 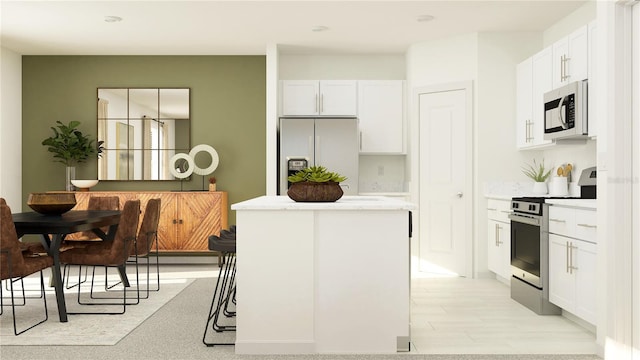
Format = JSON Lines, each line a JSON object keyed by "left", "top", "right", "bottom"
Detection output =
{"left": 508, "top": 213, "right": 541, "bottom": 226}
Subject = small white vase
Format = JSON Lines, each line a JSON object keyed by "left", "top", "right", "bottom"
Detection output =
{"left": 532, "top": 181, "right": 548, "bottom": 195}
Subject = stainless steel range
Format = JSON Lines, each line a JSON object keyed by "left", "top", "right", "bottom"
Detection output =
{"left": 509, "top": 197, "right": 561, "bottom": 315}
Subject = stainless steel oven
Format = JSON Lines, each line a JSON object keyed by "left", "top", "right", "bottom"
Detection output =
{"left": 509, "top": 197, "right": 560, "bottom": 315}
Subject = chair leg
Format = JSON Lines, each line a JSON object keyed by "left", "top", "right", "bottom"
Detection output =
{"left": 202, "top": 251, "right": 236, "bottom": 346}
{"left": 68, "top": 265, "right": 128, "bottom": 315}
{"left": 63, "top": 264, "right": 88, "bottom": 289}
{"left": 4, "top": 271, "right": 49, "bottom": 335}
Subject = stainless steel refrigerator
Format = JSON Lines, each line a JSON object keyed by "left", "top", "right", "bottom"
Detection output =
{"left": 279, "top": 117, "right": 359, "bottom": 195}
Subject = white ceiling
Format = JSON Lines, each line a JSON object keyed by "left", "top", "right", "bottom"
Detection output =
{"left": 1, "top": 0, "right": 587, "bottom": 56}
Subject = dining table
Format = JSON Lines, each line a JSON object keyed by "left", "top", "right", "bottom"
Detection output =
{"left": 12, "top": 210, "right": 121, "bottom": 322}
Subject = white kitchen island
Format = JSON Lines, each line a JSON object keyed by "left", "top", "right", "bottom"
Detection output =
{"left": 231, "top": 195, "right": 415, "bottom": 354}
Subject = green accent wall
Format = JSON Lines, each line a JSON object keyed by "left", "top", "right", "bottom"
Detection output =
{"left": 22, "top": 56, "right": 266, "bottom": 225}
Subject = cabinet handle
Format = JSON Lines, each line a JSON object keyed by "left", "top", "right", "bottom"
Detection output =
{"left": 500, "top": 210, "right": 512, "bottom": 214}
{"left": 487, "top": 208, "right": 497, "bottom": 211}
{"left": 564, "top": 56, "right": 571, "bottom": 81}
{"left": 560, "top": 55, "right": 564, "bottom": 82}
{"left": 179, "top": 219, "right": 183, "bottom": 224}
{"left": 569, "top": 242, "right": 578, "bottom": 273}
{"left": 549, "top": 218, "right": 566, "bottom": 223}
{"left": 495, "top": 223, "right": 499, "bottom": 246}
{"left": 497, "top": 224, "right": 503, "bottom": 245}
{"left": 172, "top": 219, "right": 177, "bottom": 224}
{"left": 566, "top": 241, "right": 570, "bottom": 273}
{"left": 577, "top": 223, "right": 597, "bottom": 228}
{"left": 315, "top": 94, "right": 318, "bottom": 113}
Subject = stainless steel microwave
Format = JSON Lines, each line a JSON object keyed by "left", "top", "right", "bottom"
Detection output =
{"left": 543, "top": 80, "right": 588, "bottom": 141}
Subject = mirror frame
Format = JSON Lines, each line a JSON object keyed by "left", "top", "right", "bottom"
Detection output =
{"left": 97, "top": 87, "right": 191, "bottom": 181}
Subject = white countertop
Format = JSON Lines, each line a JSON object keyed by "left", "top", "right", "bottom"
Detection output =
{"left": 546, "top": 198, "right": 597, "bottom": 210}
{"left": 232, "top": 195, "right": 416, "bottom": 211}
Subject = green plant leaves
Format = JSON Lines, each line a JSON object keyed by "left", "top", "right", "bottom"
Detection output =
{"left": 522, "top": 159, "right": 552, "bottom": 182}
{"left": 41, "top": 120, "right": 99, "bottom": 166}
{"left": 287, "top": 165, "right": 347, "bottom": 183}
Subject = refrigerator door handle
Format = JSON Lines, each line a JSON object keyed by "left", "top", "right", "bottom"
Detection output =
{"left": 315, "top": 135, "right": 321, "bottom": 164}
{"left": 307, "top": 136, "right": 314, "bottom": 162}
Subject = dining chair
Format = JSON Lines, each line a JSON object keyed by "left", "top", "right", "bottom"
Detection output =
{"left": 102, "top": 198, "right": 161, "bottom": 302}
{"left": 59, "top": 199, "right": 140, "bottom": 315}
{"left": 63, "top": 196, "right": 120, "bottom": 289}
{"left": 131, "top": 198, "right": 161, "bottom": 298}
{"left": 0, "top": 203, "right": 53, "bottom": 335}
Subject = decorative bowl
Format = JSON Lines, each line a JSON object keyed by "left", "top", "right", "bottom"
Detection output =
{"left": 27, "top": 193, "right": 77, "bottom": 215}
{"left": 287, "top": 181, "right": 344, "bottom": 202}
{"left": 71, "top": 179, "right": 99, "bottom": 191}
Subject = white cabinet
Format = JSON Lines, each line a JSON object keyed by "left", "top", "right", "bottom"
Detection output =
{"left": 516, "top": 48, "right": 552, "bottom": 149}
{"left": 551, "top": 25, "right": 589, "bottom": 89}
{"left": 281, "top": 80, "right": 357, "bottom": 116}
{"left": 548, "top": 205, "right": 597, "bottom": 325}
{"left": 486, "top": 199, "right": 511, "bottom": 281}
{"left": 357, "top": 80, "right": 404, "bottom": 153}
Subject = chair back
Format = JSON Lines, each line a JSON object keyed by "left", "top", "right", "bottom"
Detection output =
{"left": 108, "top": 200, "right": 140, "bottom": 262}
{"left": 0, "top": 204, "right": 25, "bottom": 280}
{"left": 79, "top": 196, "right": 120, "bottom": 239}
{"left": 133, "top": 199, "right": 161, "bottom": 257}
{"left": 0, "top": 198, "right": 6, "bottom": 205}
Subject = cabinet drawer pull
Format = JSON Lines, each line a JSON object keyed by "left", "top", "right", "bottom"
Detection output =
{"left": 487, "top": 208, "right": 497, "bottom": 211}
{"left": 577, "top": 223, "right": 597, "bottom": 228}
{"left": 500, "top": 210, "right": 512, "bottom": 214}
{"left": 566, "top": 241, "right": 570, "bottom": 273}
{"left": 549, "top": 218, "right": 566, "bottom": 223}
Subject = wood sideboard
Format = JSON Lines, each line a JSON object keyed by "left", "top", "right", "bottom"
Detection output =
{"left": 70, "top": 191, "right": 228, "bottom": 253}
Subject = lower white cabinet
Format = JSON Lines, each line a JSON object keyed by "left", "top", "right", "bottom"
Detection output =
{"left": 487, "top": 219, "right": 511, "bottom": 280}
{"left": 486, "top": 199, "right": 511, "bottom": 281}
{"left": 548, "top": 234, "right": 597, "bottom": 324}
{"left": 548, "top": 204, "right": 597, "bottom": 325}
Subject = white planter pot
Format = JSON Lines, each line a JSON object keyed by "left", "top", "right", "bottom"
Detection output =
{"left": 532, "top": 181, "right": 548, "bottom": 195}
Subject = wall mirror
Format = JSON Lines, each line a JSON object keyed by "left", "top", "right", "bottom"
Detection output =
{"left": 97, "top": 88, "right": 191, "bottom": 180}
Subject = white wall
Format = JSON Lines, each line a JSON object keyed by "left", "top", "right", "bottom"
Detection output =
{"left": 0, "top": 47, "right": 22, "bottom": 210}
{"left": 279, "top": 54, "right": 405, "bottom": 80}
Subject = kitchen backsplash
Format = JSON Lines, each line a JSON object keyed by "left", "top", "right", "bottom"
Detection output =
{"left": 359, "top": 155, "right": 407, "bottom": 193}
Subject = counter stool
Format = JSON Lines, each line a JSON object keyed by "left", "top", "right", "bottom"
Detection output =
{"left": 203, "top": 230, "right": 237, "bottom": 347}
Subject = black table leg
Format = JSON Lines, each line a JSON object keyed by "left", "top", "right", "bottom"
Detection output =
{"left": 117, "top": 265, "right": 130, "bottom": 287}
{"left": 41, "top": 233, "right": 68, "bottom": 322}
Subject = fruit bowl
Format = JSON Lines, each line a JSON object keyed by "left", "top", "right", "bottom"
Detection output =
{"left": 71, "top": 179, "right": 99, "bottom": 191}
{"left": 27, "top": 193, "right": 77, "bottom": 215}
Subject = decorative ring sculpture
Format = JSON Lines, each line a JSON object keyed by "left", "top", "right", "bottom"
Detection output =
{"left": 169, "top": 153, "right": 195, "bottom": 179}
{"left": 189, "top": 144, "right": 219, "bottom": 176}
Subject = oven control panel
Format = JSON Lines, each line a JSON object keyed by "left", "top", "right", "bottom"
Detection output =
{"left": 511, "top": 200, "right": 542, "bottom": 216}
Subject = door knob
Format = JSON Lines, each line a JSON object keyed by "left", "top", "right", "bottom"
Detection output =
{"left": 456, "top": 192, "right": 463, "bottom": 198}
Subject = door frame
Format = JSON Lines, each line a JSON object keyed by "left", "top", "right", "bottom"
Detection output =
{"left": 412, "top": 81, "right": 474, "bottom": 279}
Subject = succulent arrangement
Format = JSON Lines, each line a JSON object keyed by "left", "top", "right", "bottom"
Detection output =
{"left": 287, "top": 166, "right": 347, "bottom": 183}
{"left": 42, "top": 120, "right": 104, "bottom": 166}
{"left": 522, "top": 159, "right": 552, "bottom": 182}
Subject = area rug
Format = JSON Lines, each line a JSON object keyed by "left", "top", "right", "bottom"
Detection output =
{"left": 0, "top": 273, "right": 193, "bottom": 346}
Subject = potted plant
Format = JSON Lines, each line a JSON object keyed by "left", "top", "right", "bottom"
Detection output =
{"left": 287, "top": 165, "right": 347, "bottom": 202}
{"left": 208, "top": 177, "right": 217, "bottom": 191}
{"left": 42, "top": 120, "right": 104, "bottom": 191}
{"left": 522, "top": 159, "right": 552, "bottom": 195}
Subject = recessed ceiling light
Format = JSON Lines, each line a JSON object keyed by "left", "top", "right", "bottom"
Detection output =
{"left": 417, "top": 15, "right": 435, "bottom": 22}
{"left": 104, "top": 16, "right": 123, "bottom": 23}
{"left": 311, "top": 26, "right": 329, "bottom": 32}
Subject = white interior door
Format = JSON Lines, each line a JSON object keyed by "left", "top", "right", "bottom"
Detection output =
{"left": 418, "top": 85, "right": 471, "bottom": 277}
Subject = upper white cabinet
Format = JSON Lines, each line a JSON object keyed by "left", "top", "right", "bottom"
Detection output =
{"left": 551, "top": 25, "right": 589, "bottom": 89}
{"left": 357, "top": 80, "right": 405, "bottom": 154}
{"left": 281, "top": 80, "right": 357, "bottom": 116}
{"left": 516, "top": 48, "right": 553, "bottom": 149}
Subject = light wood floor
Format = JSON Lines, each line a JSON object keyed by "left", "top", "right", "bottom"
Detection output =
{"left": 410, "top": 272, "right": 598, "bottom": 355}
